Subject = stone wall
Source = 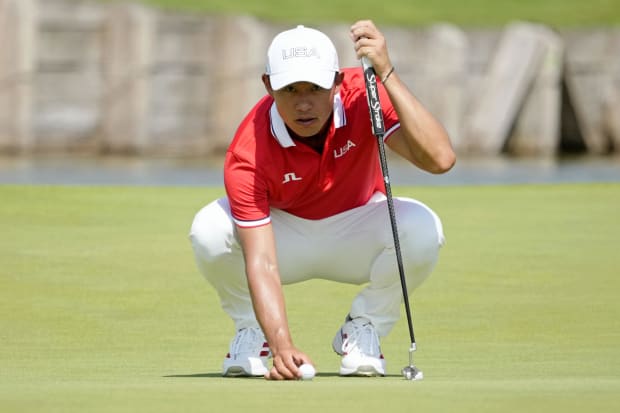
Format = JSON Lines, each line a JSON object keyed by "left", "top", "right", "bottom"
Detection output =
{"left": 1, "top": 0, "right": 618, "bottom": 157}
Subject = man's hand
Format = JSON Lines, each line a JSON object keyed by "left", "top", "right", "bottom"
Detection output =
{"left": 349, "top": 20, "right": 393, "bottom": 83}
{"left": 265, "top": 347, "right": 314, "bottom": 380}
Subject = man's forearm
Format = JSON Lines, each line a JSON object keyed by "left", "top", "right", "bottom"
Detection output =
{"left": 246, "top": 264, "right": 294, "bottom": 355}
{"left": 383, "top": 72, "right": 455, "bottom": 173}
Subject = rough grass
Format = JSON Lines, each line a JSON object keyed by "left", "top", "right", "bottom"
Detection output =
{"left": 106, "top": 0, "right": 620, "bottom": 27}
{"left": 1, "top": 184, "right": 619, "bottom": 412}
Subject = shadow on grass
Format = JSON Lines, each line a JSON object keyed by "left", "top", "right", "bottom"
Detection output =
{"left": 164, "top": 372, "right": 404, "bottom": 379}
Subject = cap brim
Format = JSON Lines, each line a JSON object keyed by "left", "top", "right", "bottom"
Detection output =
{"left": 270, "top": 69, "right": 335, "bottom": 91}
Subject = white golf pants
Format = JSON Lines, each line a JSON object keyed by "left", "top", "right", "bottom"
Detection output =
{"left": 189, "top": 193, "right": 445, "bottom": 337}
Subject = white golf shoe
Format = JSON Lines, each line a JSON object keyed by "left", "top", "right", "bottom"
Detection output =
{"left": 222, "top": 327, "right": 271, "bottom": 377}
{"left": 332, "top": 317, "right": 386, "bottom": 376}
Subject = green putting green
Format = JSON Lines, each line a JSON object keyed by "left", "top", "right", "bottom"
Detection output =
{"left": 1, "top": 184, "right": 619, "bottom": 412}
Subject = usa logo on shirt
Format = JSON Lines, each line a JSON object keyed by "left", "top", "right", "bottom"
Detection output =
{"left": 334, "top": 140, "right": 356, "bottom": 158}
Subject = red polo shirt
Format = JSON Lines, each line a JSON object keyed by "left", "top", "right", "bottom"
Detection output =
{"left": 224, "top": 67, "right": 400, "bottom": 228}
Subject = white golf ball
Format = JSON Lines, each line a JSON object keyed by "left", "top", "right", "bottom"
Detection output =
{"left": 299, "top": 363, "right": 316, "bottom": 380}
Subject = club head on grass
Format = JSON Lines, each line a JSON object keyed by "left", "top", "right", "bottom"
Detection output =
{"left": 402, "top": 365, "right": 423, "bottom": 381}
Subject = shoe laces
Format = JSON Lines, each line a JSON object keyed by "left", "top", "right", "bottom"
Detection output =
{"left": 343, "top": 320, "right": 381, "bottom": 357}
{"left": 230, "top": 327, "right": 269, "bottom": 357}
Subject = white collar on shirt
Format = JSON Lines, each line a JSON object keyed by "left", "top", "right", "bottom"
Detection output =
{"left": 269, "top": 93, "right": 347, "bottom": 148}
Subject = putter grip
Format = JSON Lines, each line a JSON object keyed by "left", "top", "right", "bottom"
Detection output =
{"left": 361, "top": 57, "right": 385, "bottom": 137}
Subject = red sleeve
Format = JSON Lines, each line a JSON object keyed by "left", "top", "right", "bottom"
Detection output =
{"left": 224, "top": 150, "right": 271, "bottom": 227}
{"left": 343, "top": 67, "right": 400, "bottom": 141}
{"left": 378, "top": 75, "right": 401, "bottom": 141}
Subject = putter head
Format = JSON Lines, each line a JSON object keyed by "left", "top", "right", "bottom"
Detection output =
{"left": 402, "top": 365, "right": 424, "bottom": 381}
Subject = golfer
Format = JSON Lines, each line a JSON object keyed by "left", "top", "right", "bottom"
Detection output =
{"left": 189, "top": 20, "right": 455, "bottom": 380}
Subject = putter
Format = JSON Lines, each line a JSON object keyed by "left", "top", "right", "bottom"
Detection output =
{"left": 361, "top": 57, "right": 423, "bottom": 381}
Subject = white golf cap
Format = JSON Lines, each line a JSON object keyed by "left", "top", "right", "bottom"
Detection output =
{"left": 266, "top": 25, "right": 339, "bottom": 90}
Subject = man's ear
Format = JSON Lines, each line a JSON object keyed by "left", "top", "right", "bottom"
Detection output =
{"left": 334, "top": 72, "right": 344, "bottom": 87}
{"left": 331, "top": 72, "right": 345, "bottom": 94}
{"left": 262, "top": 74, "right": 274, "bottom": 96}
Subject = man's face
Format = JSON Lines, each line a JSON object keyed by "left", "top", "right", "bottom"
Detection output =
{"left": 264, "top": 74, "right": 342, "bottom": 138}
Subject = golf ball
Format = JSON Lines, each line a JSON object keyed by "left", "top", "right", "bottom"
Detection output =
{"left": 299, "top": 363, "right": 316, "bottom": 380}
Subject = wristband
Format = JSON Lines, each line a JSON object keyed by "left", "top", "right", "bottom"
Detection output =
{"left": 381, "top": 66, "right": 395, "bottom": 84}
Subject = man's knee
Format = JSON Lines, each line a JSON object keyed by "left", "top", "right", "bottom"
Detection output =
{"left": 189, "top": 198, "right": 236, "bottom": 262}
{"left": 396, "top": 199, "right": 445, "bottom": 266}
